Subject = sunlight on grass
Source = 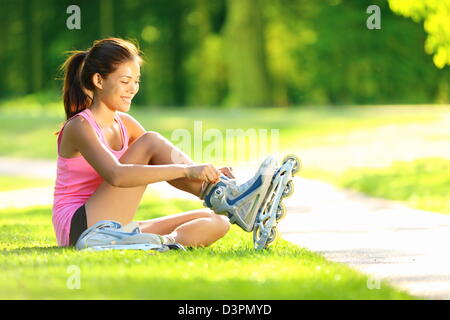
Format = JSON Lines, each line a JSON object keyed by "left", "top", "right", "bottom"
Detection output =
{"left": 340, "top": 158, "right": 450, "bottom": 214}
{"left": 303, "top": 158, "right": 450, "bottom": 214}
{"left": 0, "top": 196, "right": 415, "bottom": 299}
{"left": 0, "top": 176, "right": 54, "bottom": 192}
{"left": 0, "top": 99, "right": 448, "bottom": 161}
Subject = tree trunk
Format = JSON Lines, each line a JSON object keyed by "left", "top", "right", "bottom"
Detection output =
{"left": 224, "top": 0, "right": 272, "bottom": 107}
{"left": 100, "top": 0, "right": 114, "bottom": 37}
{"left": 169, "top": 0, "right": 185, "bottom": 106}
{"left": 30, "top": 0, "right": 43, "bottom": 92}
{"left": 0, "top": 0, "right": 9, "bottom": 97}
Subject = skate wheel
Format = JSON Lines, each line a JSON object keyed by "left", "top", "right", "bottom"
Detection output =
{"left": 253, "top": 222, "right": 276, "bottom": 250}
{"left": 282, "top": 180, "right": 294, "bottom": 198}
{"left": 282, "top": 154, "right": 301, "bottom": 175}
{"left": 266, "top": 228, "right": 278, "bottom": 246}
{"left": 275, "top": 202, "right": 286, "bottom": 221}
{"left": 253, "top": 224, "right": 264, "bottom": 249}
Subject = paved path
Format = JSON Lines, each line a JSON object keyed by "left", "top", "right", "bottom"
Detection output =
{"left": 1, "top": 157, "right": 450, "bottom": 299}
{"left": 279, "top": 177, "right": 450, "bottom": 300}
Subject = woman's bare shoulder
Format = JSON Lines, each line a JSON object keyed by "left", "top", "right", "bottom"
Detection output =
{"left": 59, "top": 115, "right": 96, "bottom": 157}
{"left": 63, "top": 115, "right": 92, "bottom": 136}
{"left": 61, "top": 115, "right": 101, "bottom": 148}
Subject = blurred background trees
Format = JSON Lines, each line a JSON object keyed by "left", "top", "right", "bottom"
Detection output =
{"left": 0, "top": 0, "right": 449, "bottom": 108}
{"left": 389, "top": 0, "right": 450, "bottom": 69}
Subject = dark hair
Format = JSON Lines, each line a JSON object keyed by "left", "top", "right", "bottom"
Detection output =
{"left": 59, "top": 38, "right": 143, "bottom": 121}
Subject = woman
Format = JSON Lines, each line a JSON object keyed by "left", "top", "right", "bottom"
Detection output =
{"left": 53, "top": 37, "right": 275, "bottom": 249}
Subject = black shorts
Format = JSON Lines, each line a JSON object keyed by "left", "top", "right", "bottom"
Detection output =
{"left": 69, "top": 204, "right": 88, "bottom": 246}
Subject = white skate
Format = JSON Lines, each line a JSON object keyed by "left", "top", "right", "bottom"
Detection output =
{"left": 200, "top": 154, "right": 301, "bottom": 250}
{"left": 75, "top": 220, "right": 186, "bottom": 252}
{"left": 200, "top": 155, "right": 278, "bottom": 232}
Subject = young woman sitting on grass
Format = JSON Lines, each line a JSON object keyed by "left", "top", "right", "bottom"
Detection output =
{"left": 54, "top": 37, "right": 276, "bottom": 250}
{"left": 54, "top": 37, "right": 234, "bottom": 249}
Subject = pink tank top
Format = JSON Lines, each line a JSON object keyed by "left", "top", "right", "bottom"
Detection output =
{"left": 52, "top": 108, "right": 129, "bottom": 246}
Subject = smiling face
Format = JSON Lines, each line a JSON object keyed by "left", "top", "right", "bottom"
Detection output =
{"left": 93, "top": 58, "right": 141, "bottom": 112}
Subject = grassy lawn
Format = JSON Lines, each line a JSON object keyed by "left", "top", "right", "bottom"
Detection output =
{"left": 339, "top": 158, "right": 450, "bottom": 214}
{"left": 0, "top": 195, "right": 415, "bottom": 300}
{"left": 1, "top": 96, "right": 448, "bottom": 162}
{"left": 302, "top": 158, "right": 450, "bottom": 214}
{"left": 0, "top": 175, "right": 54, "bottom": 192}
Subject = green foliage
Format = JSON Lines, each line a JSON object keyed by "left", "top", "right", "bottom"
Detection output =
{"left": 340, "top": 158, "right": 450, "bottom": 214}
{"left": 1, "top": 0, "right": 450, "bottom": 106}
{"left": 265, "top": 0, "right": 450, "bottom": 105}
{"left": 389, "top": 0, "right": 450, "bottom": 69}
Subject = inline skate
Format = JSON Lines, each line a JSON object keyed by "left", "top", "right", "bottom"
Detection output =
{"left": 200, "top": 154, "right": 301, "bottom": 250}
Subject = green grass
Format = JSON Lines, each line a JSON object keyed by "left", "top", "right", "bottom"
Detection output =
{"left": 0, "top": 175, "right": 53, "bottom": 192}
{"left": 1, "top": 94, "right": 448, "bottom": 161}
{"left": 0, "top": 195, "right": 415, "bottom": 300}
{"left": 340, "top": 158, "right": 450, "bottom": 214}
{"left": 303, "top": 158, "right": 450, "bottom": 214}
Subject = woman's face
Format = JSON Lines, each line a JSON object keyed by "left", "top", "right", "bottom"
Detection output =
{"left": 96, "top": 58, "right": 141, "bottom": 113}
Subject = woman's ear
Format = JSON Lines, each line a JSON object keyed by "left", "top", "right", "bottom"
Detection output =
{"left": 91, "top": 73, "right": 103, "bottom": 90}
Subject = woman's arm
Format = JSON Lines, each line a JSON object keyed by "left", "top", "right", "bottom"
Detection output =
{"left": 64, "top": 116, "right": 219, "bottom": 187}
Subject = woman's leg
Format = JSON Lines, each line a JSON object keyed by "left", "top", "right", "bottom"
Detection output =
{"left": 146, "top": 131, "right": 204, "bottom": 196}
{"left": 138, "top": 208, "right": 230, "bottom": 247}
{"left": 84, "top": 131, "right": 229, "bottom": 247}
{"left": 85, "top": 132, "right": 153, "bottom": 227}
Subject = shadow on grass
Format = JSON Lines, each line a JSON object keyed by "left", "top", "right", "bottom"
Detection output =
{"left": 1, "top": 239, "right": 308, "bottom": 260}
{"left": 1, "top": 246, "right": 68, "bottom": 255}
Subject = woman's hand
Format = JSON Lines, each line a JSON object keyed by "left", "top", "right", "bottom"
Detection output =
{"left": 218, "top": 166, "right": 235, "bottom": 179}
{"left": 184, "top": 164, "right": 221, "bottom": 183}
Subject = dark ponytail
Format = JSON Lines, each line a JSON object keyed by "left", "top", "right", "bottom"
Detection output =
{"left": 60, "top": 50, "right": 91, "bottom": 120}
{"left": 58, "top": 38, "right": 143, "bottom": 123}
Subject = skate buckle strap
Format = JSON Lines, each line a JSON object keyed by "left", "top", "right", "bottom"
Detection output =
{"left": 204, "top": 181, "right": 226, "bottom": 208}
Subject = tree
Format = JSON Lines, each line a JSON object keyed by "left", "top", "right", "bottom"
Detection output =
{"left": 224, "top": 0, "right": 272, "bottom": 107}
{"left": 100, "top": 0, "right": 114, "bottom": 37}
{"left": 389, "top": 0, "right": 450, "bottom": 69}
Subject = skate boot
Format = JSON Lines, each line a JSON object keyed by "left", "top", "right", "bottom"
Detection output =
{"left": 200, "top": 156, "right": 277, "bottom": 232}
{"left": 253, "top": 154, "right": 301, "bottom": 250}
{"left": 75, "top": 220, "right": 186, "bottom": 252}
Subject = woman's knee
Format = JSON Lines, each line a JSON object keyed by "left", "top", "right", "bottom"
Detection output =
{"left": 119, "top": 131, "right": 161, "bottom": 165}
{"left": 211, "top": 214, "right": 231, "bottom": 237}
{"left": 142, "top": 131, "right": 176, "bottom": 163}
{"left": 142, "top": 131, "right": 164, "bottom": 151}
{"left": 203, "top": 209, "right": 231, "bottom": 233}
